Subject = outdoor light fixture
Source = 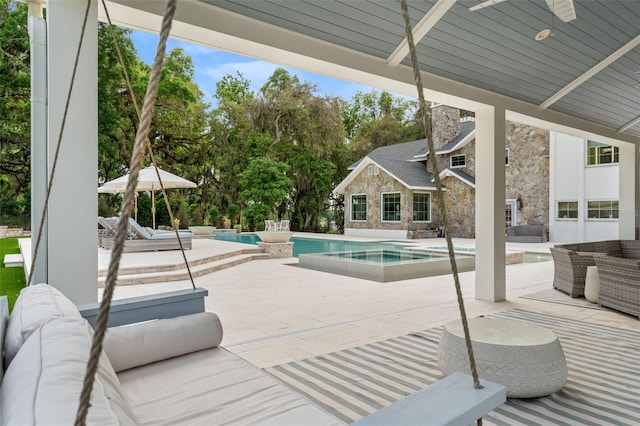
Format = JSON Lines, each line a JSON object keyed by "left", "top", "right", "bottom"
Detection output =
{"left": 516, "top": 194, "right": 523, "bottom": 211}
{"left": 535, "top": 28, "right": 552, "bottom": 41}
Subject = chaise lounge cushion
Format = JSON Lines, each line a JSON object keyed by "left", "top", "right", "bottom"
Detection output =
{"left": 4, "top": 283, "right": 82, "bottom": 366}
{"left": 104, "top": 312, "right": 223, "bottom": 372}
{"left": 1, "top": 317, "right": 138, "bottom": 425}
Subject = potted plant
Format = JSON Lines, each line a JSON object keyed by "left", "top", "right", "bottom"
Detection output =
{"left": 222, "top": 216, "right": 231, "bottom": 229}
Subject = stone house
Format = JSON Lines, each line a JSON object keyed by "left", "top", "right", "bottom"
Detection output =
{"left": 334, "top": 105, "right": 550, "bottom": 239}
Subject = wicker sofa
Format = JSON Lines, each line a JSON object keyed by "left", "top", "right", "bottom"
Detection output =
{"left": 505, "top": 225, "right": 546, "bottom": 243}
{"left": 549, "top": 240, "right": 640, "bottom": 298}
{"left": 594, "top": 255, "right": 640, "bottom": 319}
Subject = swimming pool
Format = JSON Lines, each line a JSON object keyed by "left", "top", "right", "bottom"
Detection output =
{"left": 214, "top": 233, "right": 407, "bottom": 257}
{"left": 299, "top": 249, "right": 475, "bottom": 282}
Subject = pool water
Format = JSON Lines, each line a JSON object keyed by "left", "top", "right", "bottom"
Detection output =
{"left": 325, "top": 249, "right": 442, "bottom": 264}
{"left": 214, "top": 233, "right": 406, "bottom": 257}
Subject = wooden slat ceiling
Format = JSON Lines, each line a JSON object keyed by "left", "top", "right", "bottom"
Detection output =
{"left": 201, "top": 0, "right": 640, "bottom": 136}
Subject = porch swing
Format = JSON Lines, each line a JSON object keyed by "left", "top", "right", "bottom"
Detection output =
{"left": 1, "top": 0, "right": 506, "bottom": 424}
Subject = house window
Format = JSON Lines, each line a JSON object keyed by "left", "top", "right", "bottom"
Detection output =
{"left": 351, "top": 194, "right": 367, "bottom": 221}
{"left": 367, "top": 165, "right": 373, "bottom": 175}
{"left": 367, "top": 165, "right": 379, "bottom": 175}
{"left": 413, "top": 193, "right": 431, "bottom": 222}
{"left": 505, "top": 149, "right": 510, "bottom": 166}
{"left": 450, "top": 154, "right": 466, "bottom": 168}
{"left": 587, "top": 141, "right": 619, "bottom": 165}
{"left": 587, "top": 200, "right": 618, "bottom": 219}
{"left": 382, "top": 193, "right": 401, "bottom": 222}
{"left": 557, "top": 201, "right": 578, "bottom": 219}
{"left": 505, "top": 202, "right": 514, "bottom": 227}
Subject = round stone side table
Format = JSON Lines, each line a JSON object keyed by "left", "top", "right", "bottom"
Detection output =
{"left": 437, "top": 317, "right": 567, "bottom": 398}
{"left": 584, "top": 265, "right": 600, "bottom": 304}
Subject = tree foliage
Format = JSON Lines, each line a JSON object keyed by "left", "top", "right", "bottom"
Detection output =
{"left": 0, "top": 0, "right": 30, "bottom": 220}
{"left": 1, "top": 19, "right": 424, "bottom": 233}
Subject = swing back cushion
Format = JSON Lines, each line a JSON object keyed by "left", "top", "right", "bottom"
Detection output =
{"left": 4, "top": 283, "right": 82, "bottom": 366}
{"left": 2, "top": 317, "right": 139, "bottom": 425}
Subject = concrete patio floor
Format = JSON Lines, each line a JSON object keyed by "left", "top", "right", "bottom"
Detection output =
{"left": 100, "top": 235, "right": 639, "bottom": 369}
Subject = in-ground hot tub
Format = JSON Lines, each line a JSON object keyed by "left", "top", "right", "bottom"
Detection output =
{"left": 298, "top": 249, "right": 474, "bottom": 282}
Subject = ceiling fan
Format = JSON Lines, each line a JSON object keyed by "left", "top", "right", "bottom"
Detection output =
{"left": 468, "top": 0, "right": 577, "bottom": 23}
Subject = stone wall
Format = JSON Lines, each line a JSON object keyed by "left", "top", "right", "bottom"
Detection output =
{"left": 431, "top": 105, "right": 460, "bottom": 150}
{"left": 440, "top": 177, "right": 475, "bottom": 238}
{"left": 505, "top": 122, "right": 550, "bottom": 227}
{"left": 344, "top": 166, "right": 415, "bottom": 231}
{"left": 434, "top": 141, "right": 475, "bottom": 176}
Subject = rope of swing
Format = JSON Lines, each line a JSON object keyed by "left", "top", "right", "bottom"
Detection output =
{"left": 100, "top": 0, "right": 196, "bottom": 290}
{"left": 399, "top": 0, "right": 483, "bottom": 414}
{"left": 75, "top": 0, "right": 177, "bottom": 423}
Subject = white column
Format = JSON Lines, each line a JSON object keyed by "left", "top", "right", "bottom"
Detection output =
{"left": 474, "top": 106, "right": 506, "bottom": 302}
{"left": 618, "top": 142, "right": 636, "bottom": 239}
{"left": 29, "top": 14, "right": 48, "bottom": 284}
{"left": 47, "top": 0, "right": 98, "bottom": 304}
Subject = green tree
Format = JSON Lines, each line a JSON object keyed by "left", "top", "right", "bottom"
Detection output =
{"left": 238, "top": 157, "right": 292, "bottom": 220}
{"left": 0, "top": 0, "right": 30, "bottom": 219}
{"left": 207, "top": 72, "right": 256, "bottom": 215}
{"left": 341, "top": 90, "right": 423, "bottom": 162}
{"left": 250, "top": 68, "right": 345, "bottom": 230}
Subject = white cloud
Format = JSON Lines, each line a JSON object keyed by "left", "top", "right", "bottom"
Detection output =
{"left": 201, "top": 60, "right": 283, "bottom": 93}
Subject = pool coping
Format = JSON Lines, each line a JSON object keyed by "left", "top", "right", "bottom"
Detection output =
{"left": 299, "top": 249, "right": 475, "bottom": 282}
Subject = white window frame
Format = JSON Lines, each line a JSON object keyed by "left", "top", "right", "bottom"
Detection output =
{"left": 450, "top": 154, "right": 466, "bottom": 169}
{"left": 412, "top": 192, "right": 431, "bottom": 223}
{"left": 350, "top": 193, "right": 367, "bottom": 222}
{"left": 586, "top": 200, "right": 619, "bottom": 220}
{"left": 556, "top": 200, "right": 578, "bottom": 220}
{"left": 586, "top": 141, "right": 619, "bottom": 166}
{"left": 505, "top": 200, "right": 516, "bottom": 227}
{"left": 381, "top": 192, "right": 401, "bottom": 222}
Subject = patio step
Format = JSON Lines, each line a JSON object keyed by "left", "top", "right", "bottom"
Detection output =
{"left": 3, "top": 253, "right": 24, "bottom": 268}
{"left": 98, "top": 249, "right": 271, "bottom": 286}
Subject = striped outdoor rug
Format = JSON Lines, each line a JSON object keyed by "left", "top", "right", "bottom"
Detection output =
{"left": 265, "top": 309, "right": 640, "bottom": 425}
{"left": 519, "top": 288, "right": 607, "bottom": 310}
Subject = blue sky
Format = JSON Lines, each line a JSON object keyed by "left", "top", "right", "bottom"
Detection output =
{"left": 130, "top": 30, "right": 381, "bottom": 106}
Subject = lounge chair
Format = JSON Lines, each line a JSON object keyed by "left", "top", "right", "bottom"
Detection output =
{"left": 594, "top": 255, "right": 640, "bottom": 318}
{"left": 98, "top": 217, "right": 136, "bottom": 247}
{"left": 101, "top": 218, "right": 193, "bottom": 252}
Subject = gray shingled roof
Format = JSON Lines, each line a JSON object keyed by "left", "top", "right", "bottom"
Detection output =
{"left": 436, "top": 121, "right": 476, "bottom": 154}
{"left": 348, "top": 139, "right": 428, "bottom": 170}
{"left": 442, "top": 167, "right": 476, "bottom": 186}
{"left": 348, "top": 139, "right": 435, "bottom": 188}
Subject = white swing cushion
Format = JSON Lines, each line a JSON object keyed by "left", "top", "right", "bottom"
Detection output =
{"left": 103, "top": 312, "right": 223, "bottom": 372}
{"left": 1, "top": 317, "right": 139, "bottom": 425}
{"left": 4, "top": 283, "right": 82, "bottom": 366}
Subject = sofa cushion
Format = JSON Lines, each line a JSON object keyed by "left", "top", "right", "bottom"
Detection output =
{"left": 117, "top": 346, "right": 344, "bottom": 426}
{"left": 1, "top": 317, "right": 138, "bottom": 425}
{"left": 4, "top": 283, "right": 81, "bottom": 366}
{"left": 104, "top": 312, "right": 223, "bottom": 372}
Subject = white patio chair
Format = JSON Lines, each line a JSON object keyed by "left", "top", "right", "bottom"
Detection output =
{"left": 278, "top": 220, "right": 290, "bottom": 231}
{"left": 265, "top": 219, "right": 277, "bottom": 231}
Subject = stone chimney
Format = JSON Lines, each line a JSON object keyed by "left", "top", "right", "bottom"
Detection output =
{"left": 431, "top": 104, "right": 460, "bottom": 150}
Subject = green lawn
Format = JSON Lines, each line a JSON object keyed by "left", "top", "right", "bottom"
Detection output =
{"left": 0, "top": 237, "right": 27, "bottom": 310}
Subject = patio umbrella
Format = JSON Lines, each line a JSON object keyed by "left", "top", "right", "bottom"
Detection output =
{"left": 98, "top": 164, "right": 197, "bottom": 228}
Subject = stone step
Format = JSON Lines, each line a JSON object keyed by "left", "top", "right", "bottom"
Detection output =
{"left": 3, "top": 253, "right": 24, "bottom": 268}
{"left": 99, "top": 252, "right": 271, "bottom": 286}
{"left": 98, "top": 248, "right": 266, "bottom": 278}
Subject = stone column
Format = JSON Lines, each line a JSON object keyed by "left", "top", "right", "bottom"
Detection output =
{"left": 431, "top": 104, "right": 460, "bottom": 150}
{"left": 47, "top": 0, "right": 98, "bottom": 304}
{"left": 474, "top": 106, "right": 506, "bottom": 302}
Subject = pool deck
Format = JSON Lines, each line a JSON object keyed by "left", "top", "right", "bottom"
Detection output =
{"left": 99, "top": 233, "right": 639, "bottom": 369}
